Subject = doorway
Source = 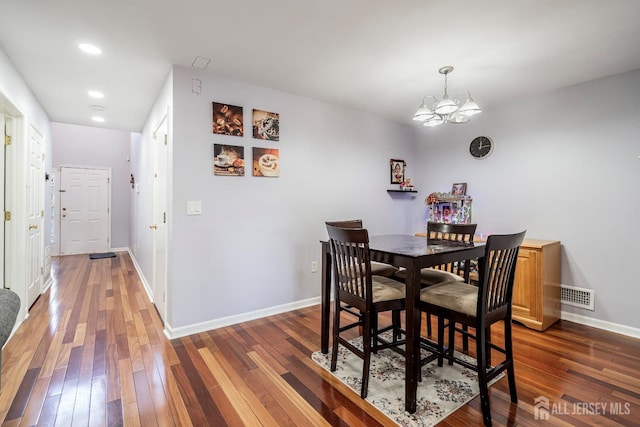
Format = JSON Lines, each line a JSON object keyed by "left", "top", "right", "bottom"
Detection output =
{"left": 59, "top": 166, "right": 111, "bottom": 255}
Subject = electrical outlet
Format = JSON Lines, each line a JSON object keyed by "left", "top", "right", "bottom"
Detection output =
{"left": 311, "top": 261, "right": 318, "bottom": 273}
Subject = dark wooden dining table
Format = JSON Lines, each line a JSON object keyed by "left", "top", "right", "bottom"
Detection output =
{"left": 320, "top": 234, "right": 485, "bottom": 413}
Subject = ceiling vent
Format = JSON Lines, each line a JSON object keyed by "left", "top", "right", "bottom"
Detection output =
{"left": 192, "top": 56, "right": 211, "bottom": 70}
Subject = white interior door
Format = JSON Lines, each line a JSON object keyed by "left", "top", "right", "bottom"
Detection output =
{"left": 59, "top": 166, "right": 110, "bottom": 255}
{"left": 26, "top": 123, "right": 44, "bottom": 307}
{"left": 152, "top": 117, "right": 168, "bottom": 321}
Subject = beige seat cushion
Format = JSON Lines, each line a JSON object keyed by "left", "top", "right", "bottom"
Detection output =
{"left": 419, "top": 281, "right": 478, "bottom": 316}
{"left": 372, "top": 275, "right": 406, "bottom": 303}
{"left": 394, "top": 267, "right": 464, "bottom": 285}
{"left": 370, "top": 262, "right": 399, "bottom": 277}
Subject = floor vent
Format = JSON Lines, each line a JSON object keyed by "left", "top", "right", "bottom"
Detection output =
{"left": 561, "top": 285, "right": 595, "bottom": 311}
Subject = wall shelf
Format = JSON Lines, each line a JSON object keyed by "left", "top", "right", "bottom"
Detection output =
{"left": 387, "top": 189, "right": 417, "bottom": 193}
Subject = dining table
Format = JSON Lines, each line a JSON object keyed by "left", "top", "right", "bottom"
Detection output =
{"left": 320, "top": 234, "right": 485, "bottom": 413}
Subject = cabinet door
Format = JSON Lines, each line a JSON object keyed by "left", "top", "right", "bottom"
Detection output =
{"left": 512, "top": 248, "right": 540, "bottom": 324}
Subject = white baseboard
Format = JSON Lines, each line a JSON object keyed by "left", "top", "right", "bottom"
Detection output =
{"left": 561, "top": 310, "right": 640, "bottom": 339}
{"left": 165, "top": 297, "right": 321, "bottom": 339}
{"left": 42, "top": 275, "right": 53, "bottom": 294}
{"left": 126, "top": 248, "right": 153, "bottom": 303}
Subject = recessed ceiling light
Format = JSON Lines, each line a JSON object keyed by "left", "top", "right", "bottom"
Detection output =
{"left": 90, "top": 105, "right": 105, "bottom": 111}
{"left": 79, "top": 43, "right": 102, "bottom": 55}
{"left": 88, "top": 90, "right": 104, "bottom": 99}
{"left": 92, "top": 116, "right": 105, "bottom": 123}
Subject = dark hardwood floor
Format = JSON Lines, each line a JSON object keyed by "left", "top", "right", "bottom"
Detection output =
{"left": 0, "top": 252, "right": 638, "bottom": 426}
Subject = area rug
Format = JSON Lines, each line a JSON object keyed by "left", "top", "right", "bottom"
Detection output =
{"left": 312, "top": 334, "right": 502, "bottom": 426}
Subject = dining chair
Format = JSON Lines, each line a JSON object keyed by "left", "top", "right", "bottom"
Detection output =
{"left": 325, "top": 224, "right": 406, "bottom": 398}
{"left": 326, "top": 219, "right": 399, "bottom": 277}
{"left": 419, "top": 230, "right": 526, "bottom": 426}
{"left": 394, "top": 222, "right": 477, "bottom": 338}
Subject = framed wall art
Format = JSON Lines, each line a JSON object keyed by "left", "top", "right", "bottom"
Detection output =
{"left": 253, "top": 147, "right": 279, "bottom": 177}
{"left": 213, "top": 144, "right": 245, "bottom": 176}
{"left": 390, "top": 159, "right": 405, "bottom": 184}
{"left": 451, "top": 182, "right": 467, "bottom": 195}
{"left": 212, "top": 102, "right": 244, "bottom": 136}
{"left": 252, "top": 109, "right": 280, "bottom": 141}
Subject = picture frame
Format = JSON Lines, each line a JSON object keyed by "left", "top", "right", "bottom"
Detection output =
{"left": 390, "top": 159, "right": 406, "bottom": 184}
{"left": 451, "top": 182, "right": 467, "bottom": 196}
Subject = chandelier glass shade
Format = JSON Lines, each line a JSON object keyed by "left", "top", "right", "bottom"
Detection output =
{"left": 412, "top": 66, "right": 481, "bottom": 127}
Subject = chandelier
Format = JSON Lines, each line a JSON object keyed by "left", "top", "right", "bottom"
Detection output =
{"left": 412, "top": 66, "right": 481, "bottom": 127}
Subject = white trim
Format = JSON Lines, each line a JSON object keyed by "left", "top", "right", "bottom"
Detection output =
{"left": 165, "top": 297, "right": 321, "bottom": 340}
{"left": 125, "top": 248, "right": 153, "bottom": 302}
{"left": 561, "top": 310, "right": 640, "bottom": 339}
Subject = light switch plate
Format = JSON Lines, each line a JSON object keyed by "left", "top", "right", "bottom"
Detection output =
{"left": 187, "top": 200, "right": 202, "bottom": 215}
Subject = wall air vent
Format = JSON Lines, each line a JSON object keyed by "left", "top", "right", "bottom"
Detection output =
{"left": 561, "top": 285, "right": 595, "bottom": 311}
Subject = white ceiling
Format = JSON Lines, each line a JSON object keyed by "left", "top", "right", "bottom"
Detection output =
{"left": 2, "top": 0, "right": 640, "bottom": 132}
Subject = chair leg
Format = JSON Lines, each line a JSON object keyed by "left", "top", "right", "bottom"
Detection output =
{"left": 486, "top": 325, "right": 492, "bottom": 367}
{"left": 447, "top": 319, "right": 455, "bottom": 366}
{"left": 371, "top": 311, "right": 379, "bottom": 353}
{"left": 476, "top": 325, "right": 492, "bottom": 426}
{"left": 437, "top": 315, "right": 445, "bottom": 367}
{"left": 392, "top": 309, "right": 401, "bottom": 342}
{"left": 504, "top": 320, "right": 518, "bottom": 403}
{"left": 462, "top": 325, "right": 469, "bottom": 351}
{"left": 426, "top": 311, "right": 433, "bottom": 337}
{"left": 330, "top": 303, "right": 341, "bottom": 372}
{"left": 361, "top": 313, "right": 372, "bottom": 398}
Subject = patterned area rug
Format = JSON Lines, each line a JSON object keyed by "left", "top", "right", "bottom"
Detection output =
{"left": 312, "top": 334, "right": 502, "bottom": 426}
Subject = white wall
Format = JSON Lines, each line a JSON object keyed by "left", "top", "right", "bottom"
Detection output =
{"left": 0, "top": 47, "right": 52, "bottom": 321}
{"left": 165, "top": 66, "right": 415, "bottom": 332}
{"left": 412, "top": 68, "right": 640, "bottom": 330}
{"left": 51, "top": 123, "right": 131, "bottom": 250}
{"left": 129, "top": 68, "right": 173, "bottom": 319}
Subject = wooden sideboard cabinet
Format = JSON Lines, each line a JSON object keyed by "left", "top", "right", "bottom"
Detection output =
{"left": 511, "top": 239, "right": 561, "bottom": 331}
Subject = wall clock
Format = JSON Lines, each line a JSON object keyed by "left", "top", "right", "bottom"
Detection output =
{"left": 469, "top": 136, "right": 493, "bottom": 159}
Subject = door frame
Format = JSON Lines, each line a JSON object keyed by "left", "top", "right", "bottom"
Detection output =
{"left": 1, "top": 89, "right": 28, "bottom": 321}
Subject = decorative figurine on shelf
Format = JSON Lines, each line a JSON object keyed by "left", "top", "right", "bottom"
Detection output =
{"left": 400, "top": 179, "right": 415, "bottom": 191}
{"left": 425, "top": 190, "right": 473, "bottom": 224}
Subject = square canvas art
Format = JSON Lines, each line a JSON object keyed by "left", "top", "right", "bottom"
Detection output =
{"left": 253, "top": 147, "right": 279, "bottom": 177}
{"left": 212, "top": 102, "right": 244, "bottom": 136}
{"left": 252, "top": 109, "right": 280, "bottom": 141}
{"left": 213, "top": 144, "right": 245, "bottom": 176}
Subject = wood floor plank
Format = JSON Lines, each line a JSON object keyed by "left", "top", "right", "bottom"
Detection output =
{"left": 198, "top": 347, "right": 262, "bottom": 426}
{"left": 0, "top": 252, "right": 639, "bottom": 426}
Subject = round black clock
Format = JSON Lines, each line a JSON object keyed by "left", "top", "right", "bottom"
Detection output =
{"left": 469, "top": 136, "right": 493, "bottom": 159}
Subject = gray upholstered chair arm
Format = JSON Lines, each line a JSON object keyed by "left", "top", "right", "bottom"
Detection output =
{"left": 0, "top": 289, "right": 20, "bottom": 349}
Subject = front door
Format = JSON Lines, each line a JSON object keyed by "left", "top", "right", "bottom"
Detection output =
{"left": 59, "top": 166, "right": 110, "bottom": 255}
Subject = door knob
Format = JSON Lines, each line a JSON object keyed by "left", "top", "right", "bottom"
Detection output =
{"left": 150, "top": 224, "right": 157, "bottom": 230}
{"left": 29, "top": 224, "right": 38, "bottom": 230}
